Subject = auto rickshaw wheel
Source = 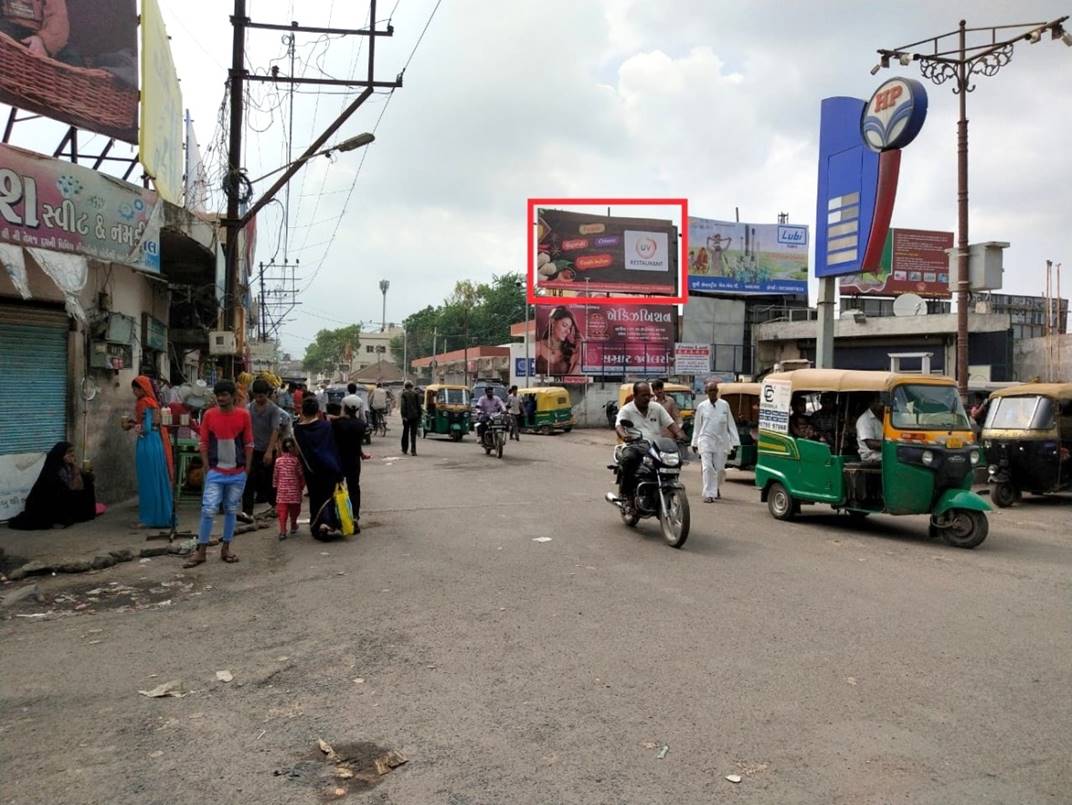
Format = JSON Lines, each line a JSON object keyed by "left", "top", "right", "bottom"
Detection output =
{"left": 991, "top": 482, "right": 1018, "bottom": 508}
{"left": 767, "top": 481, "right": 796, "bottom": 521}
{"left": 937, "top": 509, "right": 989, "bottom": 549}
{"left": 540, "top": 425, "right": 553, "bottom": 436}
{"left": 450, "top": 431, "right": 463, "bottom": 442}
{"left": 563, "top": 426, "right": 573, "bottom": 433}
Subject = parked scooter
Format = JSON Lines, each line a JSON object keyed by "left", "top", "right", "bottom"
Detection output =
{"left": 605, "top": 420, "right": 691, "bottom": 548}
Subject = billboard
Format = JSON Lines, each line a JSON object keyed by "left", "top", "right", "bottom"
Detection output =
{"left": 839, "top": 228, "right": 952, "bottom": 298}
{"left": 0, "top": 143, "right": 162, "bottom": 272}
{"left": 687, "top": 217, "right": 808, "bottom": 295}
{"left": 0, "top": 0, "right": 138, "bottom": 142}
{"left": 140, "top": 0, "right": 183, "bottom": 203}
{"left": 536, "top": 207, "right": 679, "bottom": 296}
{"left": 673, "top": 343, "right": 711, "bottom": 375}
{"left": 534, "top": 304, "right": 677, "bottom": 377}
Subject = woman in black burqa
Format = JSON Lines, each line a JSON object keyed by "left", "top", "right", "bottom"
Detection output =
{"left": 10, "top": 442, "right": 97, "bottom": 530}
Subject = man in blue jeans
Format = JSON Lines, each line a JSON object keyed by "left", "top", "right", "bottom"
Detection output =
{"left": 184, "top": 380, "right": 254, "bottom": 568}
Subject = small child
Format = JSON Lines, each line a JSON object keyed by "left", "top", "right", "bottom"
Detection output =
{"left": 272, "top": 437, "right": 304, "bottom": 540}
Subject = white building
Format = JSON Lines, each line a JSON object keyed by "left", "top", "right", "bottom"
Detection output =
{"left": 350, "top": 326, "right": 404, "bottom": 374}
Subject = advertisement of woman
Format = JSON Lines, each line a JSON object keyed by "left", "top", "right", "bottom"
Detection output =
{"left": 535, "top": 306, "right": 581, "bottom": 376}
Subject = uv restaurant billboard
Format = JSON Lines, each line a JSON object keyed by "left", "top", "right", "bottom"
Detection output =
{"left": 839, "top": 228, "right": 952, "bottom": 298}
{"left": 0, "top": 143, "right": 162, "bottom": 272}
{"left": 534, "top": 304, "right": 677, "bottom": 377}
{"left": 0, "top": 0, "right": 139, "bottom": 142}
{"left": 687, "top": 217, "right": 809, "bottom": 295}
{"left": 536, "top": 208, "right": 679, "bottom": 296}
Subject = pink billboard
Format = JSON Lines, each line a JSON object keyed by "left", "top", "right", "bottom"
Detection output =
{"left": 534, "top": 304, "right": 677, "bottom": 377}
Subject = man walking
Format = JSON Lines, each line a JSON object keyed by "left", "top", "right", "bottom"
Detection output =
{"left": 651, "top": 379, "right": 682, "bottom": 435}
{"left": 239, "top": 378, "right": 284, "bottom": 523}
{"left": 400, "top": 380, "right": 422, "bottom": 455}
{"left": 184, "top": 380, "right": 253, "bottom": 567}
{"left": 691, "top": 380, "right": 740, "bottom": 503}
{"left": 506, "top": 385, "right": 522, "bottom": 441}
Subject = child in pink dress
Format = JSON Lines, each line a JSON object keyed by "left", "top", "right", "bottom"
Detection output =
{"left": 272, "top": 437, "right": 304, "bottom": 540}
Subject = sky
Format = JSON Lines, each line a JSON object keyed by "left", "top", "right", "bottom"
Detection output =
{"left": 4, "top": 1, "right": 1070, "bottom": 358}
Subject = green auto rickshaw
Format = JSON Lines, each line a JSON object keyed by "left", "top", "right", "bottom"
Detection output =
{"left": 422, "top": 384, "right": 471, "bottom": 441}
{"left": 519, "top": 387, "right": 574, "bottom": 434}
{"left": 718, "top": 382, "right": 760, "bottom": 471}
{"left": 755, "top": 369, "right": 990, "bottom": 548}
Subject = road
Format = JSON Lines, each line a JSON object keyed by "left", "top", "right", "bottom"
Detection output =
{"left": 2, "top": 420, "right": 1071, "bottom": 804}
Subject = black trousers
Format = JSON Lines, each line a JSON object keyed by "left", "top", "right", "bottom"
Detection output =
{"left": 242, "top": 450, "right": 275, "bottom": 514}
{"left": 343, "top": 466, "right": 361, "bottom": 521}
{"left": 617, "top": 444, "right": 646, "bottom": 497}
{"left": 401, "top": 418, "right": 419, "bottom": 453}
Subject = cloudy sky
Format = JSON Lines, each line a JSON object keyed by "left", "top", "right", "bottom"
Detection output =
{"left": 8, "top": 1, "right": 1070, "bottom": 356}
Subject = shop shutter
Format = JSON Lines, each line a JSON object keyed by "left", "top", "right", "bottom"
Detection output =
{"left": 0, "top": 307, "right": 69, "bottom": 455}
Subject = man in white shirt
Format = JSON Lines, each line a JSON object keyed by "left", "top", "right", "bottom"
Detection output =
{"left": 691, "top": 380, "right": 741, "bottom": 503}
{"left": 855, "top": 395, "right": 885, "bottom": 463}
{"left": 343, "top": 383, "right": 368, "bottom": 423}
{"left": 370, "top": 383, "right": 389, "bottom": 431}
{"left": 615, "top": 382, "right": 685, "bottom": 505}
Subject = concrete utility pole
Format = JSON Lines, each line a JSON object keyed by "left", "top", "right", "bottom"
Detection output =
{"left": 874, "top": 15, "right": 1069, "bottom": 395}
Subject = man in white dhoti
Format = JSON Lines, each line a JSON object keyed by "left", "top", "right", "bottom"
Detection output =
{"left": 691, "top": 380, "right": 740, "bottom": 503}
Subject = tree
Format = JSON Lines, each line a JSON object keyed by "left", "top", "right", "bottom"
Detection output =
{"left": 302, "top": 324, "right": 362, "bottom": 377}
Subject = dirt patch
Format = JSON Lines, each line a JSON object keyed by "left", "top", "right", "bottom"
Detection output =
{"left": 274, "top": 740, "right": 408, "bottom": 800}
{"left": 3, "top": 575, "right": 204, "bottom": 618}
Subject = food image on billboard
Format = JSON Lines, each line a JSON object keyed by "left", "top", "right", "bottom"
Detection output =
{"left": 536, "top": 208, "right": 678, "bottom": 296}
{"left": 839, "top": 228, "right": 952, "bottom": 298}
{"left": 535, "top": 303, "right": 677, "bottom": 377}
{"left": 0, "top": 0, "right": 138, "bottom": 142}
{"left": 687, "top": 217, "right": 808, "bottom": 295}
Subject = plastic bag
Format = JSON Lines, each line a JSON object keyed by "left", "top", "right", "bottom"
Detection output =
{"left": 334, "top": 481, "right": 355, "bottom": 537}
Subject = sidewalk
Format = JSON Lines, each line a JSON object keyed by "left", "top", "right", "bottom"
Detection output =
{"left": 0, "top": 497, "right": 272, "bottom": 581}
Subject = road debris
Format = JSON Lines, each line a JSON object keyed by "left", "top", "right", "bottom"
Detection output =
{"left": 656, "top": 744, "right": 669, "bottom": 759}
{"left": 149, "top": 750, "right": 164, "bottom": 759}
{"left": 532, "top": 537, "right": 553, "bottom": 543}
{"left": 318, "top": 738, "right": 338, "bottom": 761}
{"left": 374, "top": 750, "right": 408, "bottom": 776}
{"left": 138, "top": 680, "right": 188, "bottom": 698}
{"left": 216, "top": 670, "right": 234, "bottom": 683}
{"left": 725, "top": 774, "right": 742, "bottom": 783}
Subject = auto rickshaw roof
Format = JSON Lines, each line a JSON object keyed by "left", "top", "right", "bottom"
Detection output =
{"left": 520, "top": 386, "right": 568, "bottom": 396}
{"left": 763, "top": 369, "right": 957, "bottom": 393}
{"left": 989, "top": 382, "right": 1072, "bottom": 401}
{"left": 617, "top": 382, "right": 691, "bottom": 393}
{"left": 424, "top": 383, "right": 468, "bottom": 391}
{"left": 716, "top": 382, "right": 761, "bottom": 396}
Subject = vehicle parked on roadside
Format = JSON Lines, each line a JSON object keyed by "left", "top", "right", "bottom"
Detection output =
{"left": 755, "top": 369, "right": 990, "bottom": 548}
{"left": 519, "top": 386, "right": 574, "bottom": 434}
{"left": 982, "top": 383, "right": 1072, "bottom": 507}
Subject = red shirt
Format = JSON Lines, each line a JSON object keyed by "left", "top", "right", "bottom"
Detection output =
{"left": 199, "top": 406, "right": 253, "bottom": 475}
{"left": 272, "top": 453, "right": 305, "bottom": 504}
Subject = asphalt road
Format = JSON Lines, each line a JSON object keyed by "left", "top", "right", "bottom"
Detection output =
{"left": 2, "top": 420, "right": 1071, "bottom": 804}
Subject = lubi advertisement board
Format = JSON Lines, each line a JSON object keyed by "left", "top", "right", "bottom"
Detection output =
{"left": 687, "top": 217, "right": 808, "bottom": 295}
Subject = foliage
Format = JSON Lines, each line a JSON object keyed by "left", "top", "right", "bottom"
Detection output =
{"left": 302, "top": 324, "right": 362, "bottom": 376}
{"left": 390, "top": 273, "right": 525, "bottom": 366}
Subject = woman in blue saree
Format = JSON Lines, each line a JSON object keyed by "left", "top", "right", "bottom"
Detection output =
{"left": 122, "top": 375, "right": 173, "bottom": 528}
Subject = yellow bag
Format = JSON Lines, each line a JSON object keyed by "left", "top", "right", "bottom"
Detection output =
{"left": 333, "top": 481, "right": 355, "bottom": 537}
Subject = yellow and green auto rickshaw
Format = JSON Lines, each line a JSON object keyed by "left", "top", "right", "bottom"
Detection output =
{"left": 422, "top": 384, "right": 471, "bottom": 441}
{"left": 718, "top": 382, "right": 761, "bottom": 471}
{"left": 617, "top": 382, "right": 695, "bottom": 437}
{"left": 755, "top": 369, "right": 990, "bottom": 548}
{"left": 982, "top": 382, "right": 1072, "bottom": 507}
{"left": 519, "top": 386, "right": 574, "bottom": 434}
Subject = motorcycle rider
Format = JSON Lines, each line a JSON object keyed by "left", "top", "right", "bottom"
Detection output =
{"left": 615, "top": 381, "right": 685, "bottom": 509}
{"left": 473, "top": 385, "right": 507, "bottom": 445}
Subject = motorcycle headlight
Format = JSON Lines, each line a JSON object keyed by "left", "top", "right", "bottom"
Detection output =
{"left": 988, "top": 464, "right": 999, "bottom": 474}
{"left": 659, "top": 451, "right": 681, "bottom": 466}
{"left": 970, "top": 450, "right": 980, "bottom": 466}
{"left": 921, "top": 450, "right": 935, "bottom": 467}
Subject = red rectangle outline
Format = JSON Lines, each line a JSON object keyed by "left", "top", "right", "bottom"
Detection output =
{"left": 527, "top": 197, "right": 689, "bottom": 307}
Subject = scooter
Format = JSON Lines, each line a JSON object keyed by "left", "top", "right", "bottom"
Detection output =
{"left": 605, "top": 421, "right": 691, "bottom": 548}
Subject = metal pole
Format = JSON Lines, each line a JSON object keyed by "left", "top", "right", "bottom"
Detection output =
{"left": 955, "top": 19, "right": 970, "bottom": 397}
{"left": 258, "top": 261, "right": 266, "bottom": 341}
{"left": 224, "top": 0, "right": 247, "bottom": 338}
{"left": 815, "top": 276, "right": 836, "bottom": 368}
{"left": 402, "top": 329, "right": 407, "bottom": 382}
{"left": 524, "top": 301, "right": 530, "bottom": 388}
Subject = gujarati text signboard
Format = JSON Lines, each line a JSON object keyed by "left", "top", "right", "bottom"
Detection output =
{"left": 535, "top": 303, "right": 677, "bottom": 377}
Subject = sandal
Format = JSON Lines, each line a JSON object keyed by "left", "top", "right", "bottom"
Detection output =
{"left": 183, "top": 552, "right": 207, "bottom": 568}
{"left": 221, "top": 551, "right": 240, "bottom": 563}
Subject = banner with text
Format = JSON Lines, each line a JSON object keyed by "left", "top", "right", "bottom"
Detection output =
{"left": 674, "top": 342, "right": 711, "bottom": 375}
{"left": 688, "top": 217, "right": 808, "bottom": 295}
{"left": 536, "top": 208, "right": 678, "bottom": 295}
{"left": 535, "top": 303, "right": 677, "bottom": 377}
{"left": 839, "top": 227, "right": 952, "bottom": 298}
{"left": 0, "top": 144, "right": 162, "bottom": 272}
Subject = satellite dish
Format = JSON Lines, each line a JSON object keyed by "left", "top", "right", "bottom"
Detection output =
{"left": 893, "top": 293, "right": 927, "bottom": 317}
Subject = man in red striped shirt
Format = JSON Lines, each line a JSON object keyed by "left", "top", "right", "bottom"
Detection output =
{"left": 184, "top": 379, "right": 253, "bottom": 568}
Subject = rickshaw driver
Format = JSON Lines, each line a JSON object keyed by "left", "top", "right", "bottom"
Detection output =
{"left": 615, "top": 382, "right": 685, "bottom": 509}
{"left": 856, "top": 395, "right": 885, "bottom": 464}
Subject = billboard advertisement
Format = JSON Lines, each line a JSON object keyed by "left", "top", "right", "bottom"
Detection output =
{"left": 140, "top": 0, "right": 183, "bottom": 203}
{"left": 687, "top": 217, "right": 808, "bottom": 295}
{"left": 0, "top": 143, "right": 162, "bottom": 272}
{"left": 535, "top": 304, "right": 677, "bottom": 377}
{"left": 0, "top": 0, "right": 138, "bottom": 142}
{"left": 536, "top": 208, "right": 679, "bottom": 296}
{"left": 839, "top": 228, "right": 952, "bottom": 298}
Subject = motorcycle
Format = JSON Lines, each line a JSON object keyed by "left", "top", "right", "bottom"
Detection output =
{"left": 605, "top": 421, "right": 691, "bottom": 548}
{"left": 479, "top": 412, "right": 507, "bottom": 459}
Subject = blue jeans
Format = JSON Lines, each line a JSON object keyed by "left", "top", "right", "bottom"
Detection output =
{"left": 198, "top": 469, "right": 247, "bottom": 545}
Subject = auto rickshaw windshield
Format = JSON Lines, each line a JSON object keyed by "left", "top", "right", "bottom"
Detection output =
{"left": 442, "top": 388, "right": 469, "bottom": 405}
{"left": 891, "top": 384, "right": 971, "bottom": 430}
{"left": 669, "top": 391, "right": 693, "bottom": 410}
{"left": 984, "top": 395, "right": 1055, "bottom": 430}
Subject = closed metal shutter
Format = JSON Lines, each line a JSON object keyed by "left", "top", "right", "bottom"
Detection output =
{"left": 0, "top": 306, "right": 69, "bottom": 455}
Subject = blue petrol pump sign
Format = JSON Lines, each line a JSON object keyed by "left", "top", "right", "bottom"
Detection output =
{"left": 814, "top": 79, "right": 927, "bottom": 278}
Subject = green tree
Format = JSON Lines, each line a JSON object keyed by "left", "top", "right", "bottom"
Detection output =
{"left": 302, "top": 324, "right": 362, "bottom": 377}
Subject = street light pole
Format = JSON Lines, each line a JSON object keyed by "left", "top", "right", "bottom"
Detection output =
{"left": 875, "top": 15, "right": 1069, "bottom": 396}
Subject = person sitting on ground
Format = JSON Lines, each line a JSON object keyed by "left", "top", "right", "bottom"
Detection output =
{"left": 9, "top": 441, "right": 97, "bottom": 530}
{"left": 789, "top": 394, "right": 824, "bottom": 442}
{"left": 855, "top": 394, "right": 885, "bottom": 465}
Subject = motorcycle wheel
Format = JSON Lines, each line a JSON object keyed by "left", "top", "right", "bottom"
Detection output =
{"left": 660, "top": 490, "right": 690, "bottom": 549}
{"left": 991, "top": 482, "right": 1017, "bottom": 508}
{"left": 497, "top": 436, "right": 503, "bottom": 459}
{"left": 938, "top": 509, "right": 989, "bottom": 549}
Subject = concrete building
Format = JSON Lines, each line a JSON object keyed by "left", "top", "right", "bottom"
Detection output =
{"left": 411, "top": 346, "right": 510, "bottom": 386}
{"left": 350, "top": 326, "right": 404, "bottom": 375}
